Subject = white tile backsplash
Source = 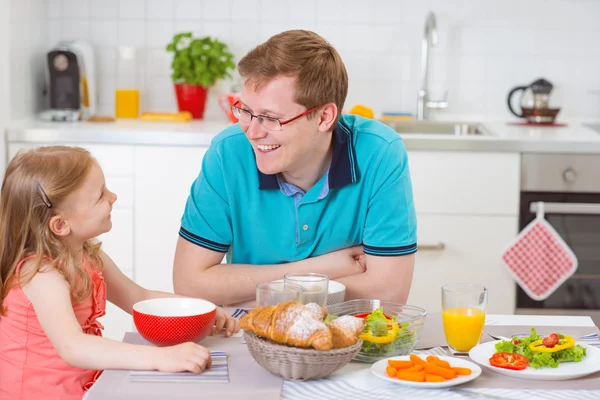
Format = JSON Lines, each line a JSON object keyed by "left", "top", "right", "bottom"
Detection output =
{"left": 62, "top": 0, "right": 89, "bottom": 19}
{"left": 259, "top": 0, "right": 289, "bottom": 23}
{"left": 47, "top": 0, "right": 62, "bottom": 19}
{"left": 90, "top": 0, "right": 119, "bottom": 20}
{"left": 90, "top": 20, "right": 119, "bottom": 47}
{"left": 203, "top": 0, "right": 230, "bottom": 21}
{"left": 146, "top": 0, "right": 174, "bottom": 20}
{"left": 118, "top": 20, "right": 146, "bottom": 47}
{"left": 146, "top": 21, "right": 175, "bottom": 47}
{"left": 174, "top": 0, "right": 205, "bottom": 20}
{"left": 230, "top": 0, "right": 259, "bottom": 21}
{"left": 119, "top": 0, "right": 145, "bottom": 19}
{"left": 61, "top": 19, "right": 90, "bottom": 41}
{"left": 36, "top": 0, "right": 600, "bottom": 121}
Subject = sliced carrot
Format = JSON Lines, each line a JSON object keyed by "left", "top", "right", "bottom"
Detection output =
{"left": 403, "top": 364, "right": 424, "bottom": 373}
{"left": 452, "top": 367, "right": 472, "bottom": 376}
{"left": 433, "top": 359, "right": 451, "bottom": 369}
{"left": 424, "top": 363, "right": 457, "bottom": 379}
{"left": 409, "top": 354, "right": 427, "bottom": 365}
{"left": 397, "top": 370, "right": 426, "bottom": 382}
{"left": 388, "top": 360, "right": 414, "bottom": 369}
{"left": 386, "top": 366, "right": 398, "bottom": 378}
{"left": 425, "top": 373, "right": 446, "bottom": 382}
{"left": 426, "top": 355, "right": 439, "bottom": 362}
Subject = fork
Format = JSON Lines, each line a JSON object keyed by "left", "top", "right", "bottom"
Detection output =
{"left": 231, "top": 308, "right": 248, "bottom": 319}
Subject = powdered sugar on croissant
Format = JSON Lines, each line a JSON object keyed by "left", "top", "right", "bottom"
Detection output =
{"left": 304, "top": 302, "right": 328, "bottom": 321}
{"left": 326, "top": 315, "right": 365, "bottom": 349}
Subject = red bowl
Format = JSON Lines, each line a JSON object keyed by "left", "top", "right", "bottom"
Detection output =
{"left": 133, "top": 298, "right": 216, "bottom": 346}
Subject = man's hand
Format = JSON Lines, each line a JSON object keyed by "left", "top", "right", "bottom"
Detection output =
{"left": 318, "top": 246, "right": 367, "bottom": 279}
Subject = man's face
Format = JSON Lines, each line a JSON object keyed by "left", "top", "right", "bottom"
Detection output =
{"left": 239, "top": 76, "right": 328, "bottom": 179}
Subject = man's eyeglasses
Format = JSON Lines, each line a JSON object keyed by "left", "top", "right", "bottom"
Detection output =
{"left": 231, "top": 101, "right": 317, "bottom": 131}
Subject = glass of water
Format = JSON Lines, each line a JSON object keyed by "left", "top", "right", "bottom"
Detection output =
{"left": 255, "top": 281, "right": 304, "bottom": 306}
{"left": 284, "top": 273, "right": 329, "bottom": 306}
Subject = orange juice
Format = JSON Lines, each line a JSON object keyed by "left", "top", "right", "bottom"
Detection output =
{"left": 115, "top": 89, "right": 140, "bottom": 118}
{"left": 442, "top": 307, "right": 485, "bottom": 352}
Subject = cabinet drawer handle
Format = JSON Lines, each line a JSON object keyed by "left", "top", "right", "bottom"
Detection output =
{"left": 417, "top": 242, "right": 446, "bottom": 251}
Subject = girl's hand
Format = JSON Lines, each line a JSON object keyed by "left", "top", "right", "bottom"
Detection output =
{"left": 213, "top": 307, "right": 240, "bottom": 337}
{"left": 154, "top": 342, "right": 212, "bottom": 373}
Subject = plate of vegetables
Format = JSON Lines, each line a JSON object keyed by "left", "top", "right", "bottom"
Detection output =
{"left": 469, "top": 328, "right": 600, "bottom": 380}
{"left": 371, "top": 353, "right": 481, "bottom": 388}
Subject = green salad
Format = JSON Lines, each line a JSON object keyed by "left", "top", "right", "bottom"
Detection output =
{"left": 327, "top": 307, "right": 416, "bottom": 357}
{"left": 494, "top": 328, "right": 586, "bottom": 369}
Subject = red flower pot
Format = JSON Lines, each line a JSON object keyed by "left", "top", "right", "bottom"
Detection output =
{"left": 174, "top": 83, "right": 208, "bottom": 119}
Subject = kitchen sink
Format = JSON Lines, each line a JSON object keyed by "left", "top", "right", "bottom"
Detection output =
{"left": 381, "top": 120, "right": 492, "bottom": 136}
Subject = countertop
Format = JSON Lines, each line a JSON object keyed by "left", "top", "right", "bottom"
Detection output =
{"left": 5, "top": 117, "right": 600, "bottom": 154}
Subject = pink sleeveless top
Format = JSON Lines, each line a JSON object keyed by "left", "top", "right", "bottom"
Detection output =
{"left": 0, "top": 256, "right": 107, "bottom": 400}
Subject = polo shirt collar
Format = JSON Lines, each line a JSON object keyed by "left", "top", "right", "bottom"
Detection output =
{"left": 257, "top": 118, "right": 359, "bottom": 190}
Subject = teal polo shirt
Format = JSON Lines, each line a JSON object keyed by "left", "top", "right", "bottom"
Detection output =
{"left": 180, "top": 114, "right": 417, "bottom": 264}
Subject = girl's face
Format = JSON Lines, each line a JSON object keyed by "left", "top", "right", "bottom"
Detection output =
{"left": 60, "top": 162, "right": 117, "bottom": 242}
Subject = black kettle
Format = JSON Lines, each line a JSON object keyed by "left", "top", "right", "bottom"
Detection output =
{"left": 507, "top": 78, "right": 561, "bottom": 124}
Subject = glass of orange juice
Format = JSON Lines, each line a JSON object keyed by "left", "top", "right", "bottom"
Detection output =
{"left": 441, "top": 283, "right": 487, "bottom": 354}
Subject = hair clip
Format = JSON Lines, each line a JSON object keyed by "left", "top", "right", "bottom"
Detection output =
{"left": 36, "top": 183, "right": 52, "bottom": 208}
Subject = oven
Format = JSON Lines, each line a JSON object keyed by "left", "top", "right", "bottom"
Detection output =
{"left": 516, "top": 153, "right": 600, "bottom": 325}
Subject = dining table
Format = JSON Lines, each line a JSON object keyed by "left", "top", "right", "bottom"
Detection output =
{"left": 85, "top": 309, "right": 600, "bottom": 400}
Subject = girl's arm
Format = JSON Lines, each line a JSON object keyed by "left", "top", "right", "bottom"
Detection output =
{"left": 21, "top": 263, "right": 211, "bottom": 372}
{"left": 100, "top": 251, "right": 239, "bottom": 336}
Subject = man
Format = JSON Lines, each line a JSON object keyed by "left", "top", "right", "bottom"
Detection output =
{"left": 173, "top": 30, "right": 417, "bottom": 306}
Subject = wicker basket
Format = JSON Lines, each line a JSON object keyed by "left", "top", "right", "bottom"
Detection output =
{"left": 243, "top": 331, "right": 362, "bottom": 381}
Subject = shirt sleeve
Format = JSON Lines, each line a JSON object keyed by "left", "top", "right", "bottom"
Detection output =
{"left": 179, "top": 144, "right": 232, "bottom": 253}
{"left": 362, "top": 138, "right": 417, "bottom": 256}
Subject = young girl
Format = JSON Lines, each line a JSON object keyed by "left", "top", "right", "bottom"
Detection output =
{"left": 0, "top": 146, "right": 240, "bottom": 400}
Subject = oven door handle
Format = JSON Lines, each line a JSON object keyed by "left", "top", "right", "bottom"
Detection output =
{"left": 530, "top": 202, "right": 600, "bottom": 215}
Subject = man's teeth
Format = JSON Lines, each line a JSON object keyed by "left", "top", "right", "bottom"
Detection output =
{"left": 257, "top": 144, "right": 281, "bottom": 151}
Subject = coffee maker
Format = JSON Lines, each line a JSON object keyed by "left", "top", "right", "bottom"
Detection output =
{"left": 40, "top": 40, "right": 97, "bottom": 121}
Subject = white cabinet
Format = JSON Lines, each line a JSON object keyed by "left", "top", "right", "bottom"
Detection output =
{"left": 133, "top": 146, "right": 208, "bottom": 293}
{"left": 409, "top": 151, "right": 520, "bottom": 215}
{"left": 408, "top": 214, "right": 518, "bottom": 314}
{"left": 406, "top": 151, "right": 520, "bottom": 315}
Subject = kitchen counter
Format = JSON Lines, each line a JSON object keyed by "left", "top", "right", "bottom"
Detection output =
{"left": 5, "top": 118, "right": 600, "bottom": 154}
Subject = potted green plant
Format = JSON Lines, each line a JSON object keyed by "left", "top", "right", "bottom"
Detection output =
{"left": 166, "top": 32, "right": 235, "bottom": 119}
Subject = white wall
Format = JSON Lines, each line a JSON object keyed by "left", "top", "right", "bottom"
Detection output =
{"left": 0, "top": 0, "right": 10, "bottom": 173}
{"left": 42, "top": 0, "right": 600, "bottom": 122}
{"left": 9, "top": 0, "right": 48, "bottom": 121}
{"left": 0, "top": 0, "right": 47, "bottom": 172}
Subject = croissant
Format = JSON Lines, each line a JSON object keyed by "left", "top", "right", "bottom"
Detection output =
{"left": 326, "top": 315, "right": 365, "bottom": 349}
{"left": 240, "top": 301, "right": 333, "bottom": 350}
{"left": 304, "top": 302, "right": 328, "bottom": 321}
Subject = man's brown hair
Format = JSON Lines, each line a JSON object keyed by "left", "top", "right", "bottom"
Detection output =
{"left": 238, "top": 30, "right": 348, "bottom": 127}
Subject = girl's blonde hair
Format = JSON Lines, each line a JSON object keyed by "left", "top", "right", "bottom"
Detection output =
{"left": 0, "top": 146, "right": 103, "bottom": 316}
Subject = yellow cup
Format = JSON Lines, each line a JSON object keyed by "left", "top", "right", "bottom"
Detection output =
{"left": 441, "top": 283, "right": 487, "bottom": 353}
{"left": 115, "top": 89, "right": 139, "bottom": 119}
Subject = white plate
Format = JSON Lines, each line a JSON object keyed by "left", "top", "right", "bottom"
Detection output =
{"left": 370, "top": 355, "right": 482, "bottom": 388}
{"left": 469, "top": 340, "right": 600, "bottom": 380}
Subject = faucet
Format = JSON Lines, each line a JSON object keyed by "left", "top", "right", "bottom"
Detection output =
{"left": 416, "top": 11, "right": 448, "bottom": 121}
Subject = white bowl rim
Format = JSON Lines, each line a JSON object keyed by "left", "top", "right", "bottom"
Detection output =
{"left": 272, "top": 278, "right": 346, "bottom": 294}
{"left": 133, "top": 297, "right": 216, "bottom": 317}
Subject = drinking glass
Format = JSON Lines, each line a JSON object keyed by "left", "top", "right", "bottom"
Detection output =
{"left": 441, "top": 283, "right": 487, "bottom": 354}
{"left": 284, "top": 273, "right": 329, "bottom": 306}
{"left": 255, "top": 282, "right": 303, "bottom": 306}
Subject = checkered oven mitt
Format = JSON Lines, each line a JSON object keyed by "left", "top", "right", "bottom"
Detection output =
{"left": 501, "top": 202, "right": 578, "bottom": 301}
